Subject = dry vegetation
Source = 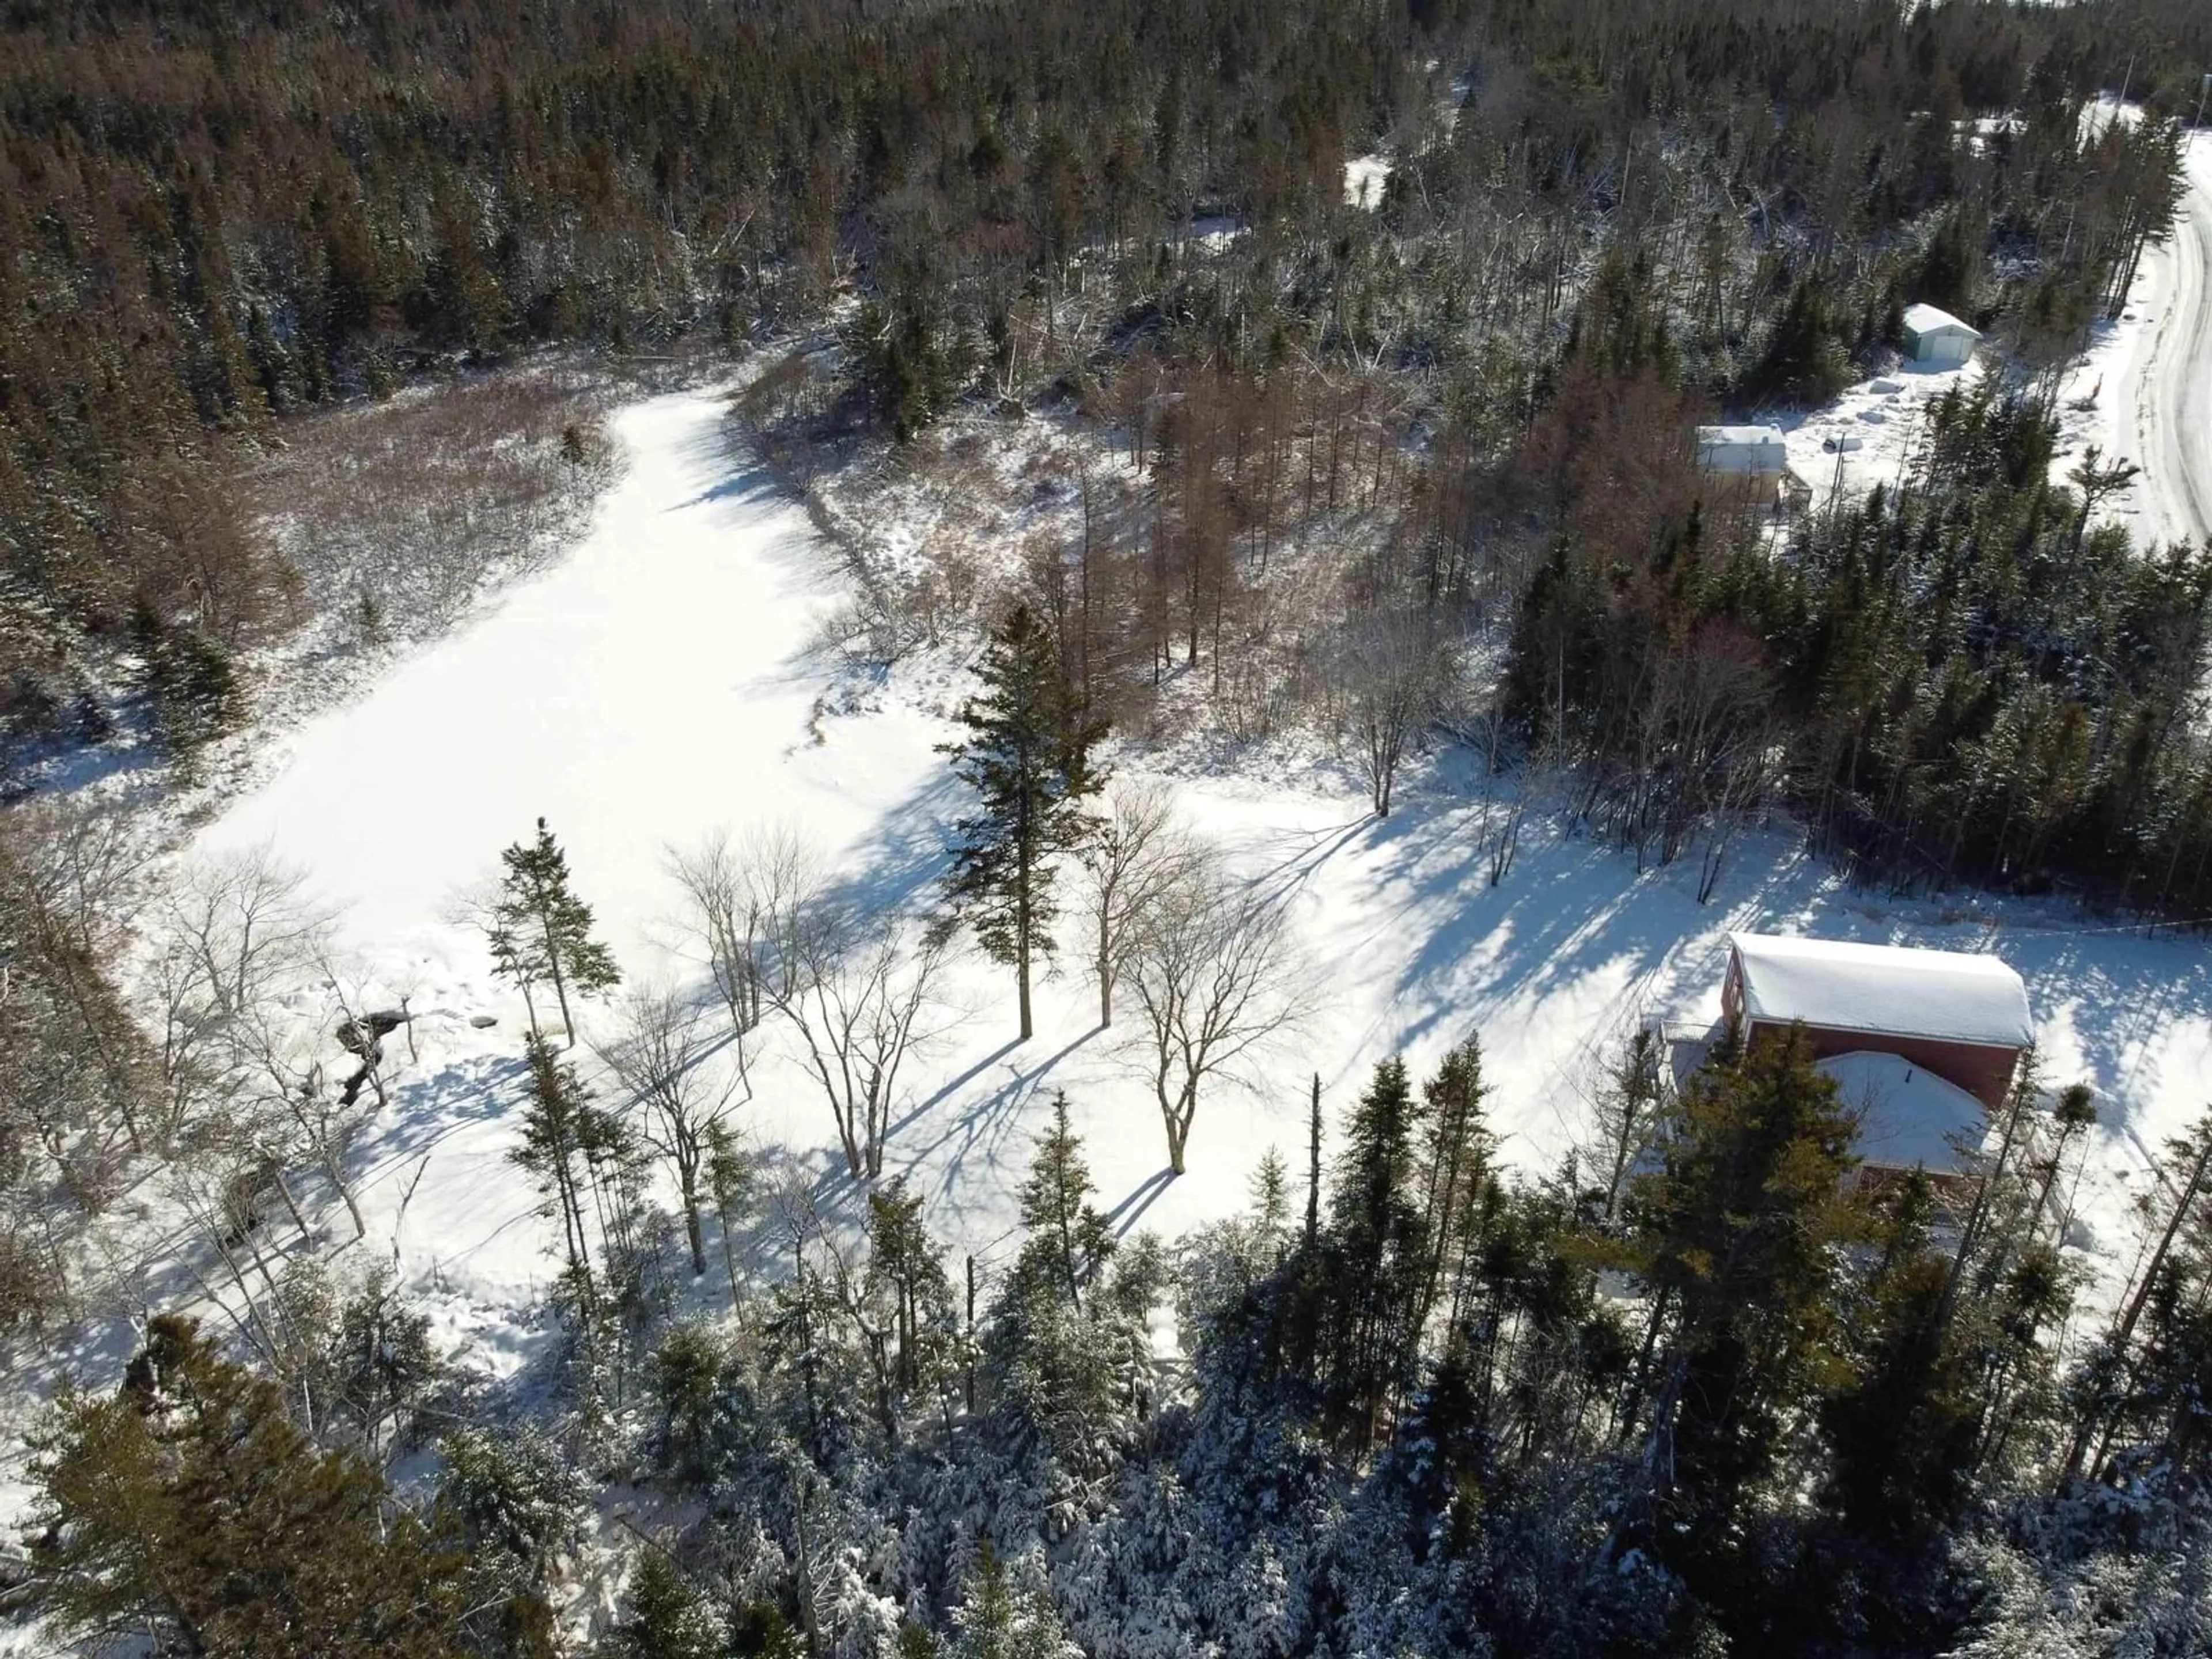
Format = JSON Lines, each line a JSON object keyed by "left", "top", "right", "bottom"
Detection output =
{"left": 243, "top": 361, "right": 624, "bottom": 655}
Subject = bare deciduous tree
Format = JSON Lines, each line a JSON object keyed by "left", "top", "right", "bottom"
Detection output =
{"left": 1075, "top": 782, "right": 1195, "bottom": 1029}
{"left": 149, "top": 849, "right": 331, "bottom": 1146}
{"left": 596, "top": 983, "right": 749, "bottom": 1278}
{"left": 5, "top": 794, "right": 151, "bottom": 961}
{"left": 1126, "top": 853, "right": 1306, "bottom": 1175}
{"left": 665, "top": 825, "right": 815, "bottom": 1036}
{"left": 752, "top": 869, "right": 952, "bottom": 1181}
{"left": 1339, "top": 609, "right": 1453, "bottom": 817}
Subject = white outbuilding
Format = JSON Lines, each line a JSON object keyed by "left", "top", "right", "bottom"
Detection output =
{"left": 1695, "top": 425, "right": 1789, "bottom": 480}
{"left": 1900, "top": 302, "right": 1982, "bottom": 366}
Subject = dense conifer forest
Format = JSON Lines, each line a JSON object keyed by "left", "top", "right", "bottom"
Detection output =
{"left": 5, "top": 1, "right": 2212, "bottom": 1654}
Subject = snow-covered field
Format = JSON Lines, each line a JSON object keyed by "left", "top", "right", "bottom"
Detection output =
{"left": 41, "top": 383, "right": 2187, "bottom": 1409}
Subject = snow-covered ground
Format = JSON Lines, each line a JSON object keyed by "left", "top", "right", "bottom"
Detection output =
{"left": 1777, "top": 357, "right": 1982, "bottom": 507}
{"left": 9, "top": 381, "right": 2209, "bottom": 1524}
{"left": 147, "top": 390, "right": 2212, "bottom": 1338}
{"left": 1344, "top": 154, "right": 1392, "bottom": 210}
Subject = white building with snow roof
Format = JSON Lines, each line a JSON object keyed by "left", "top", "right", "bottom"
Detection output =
{"left": 1695, "top": 424, "right": 1790, "bottom": 480}
{"left": 1901, "top": 303, "right": 1982, "bottom": 366}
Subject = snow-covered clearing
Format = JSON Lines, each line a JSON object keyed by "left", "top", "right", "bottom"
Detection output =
{"left": 11, "top": 384, "right": 2211, "bottom": 1511}
{"left": 191, "top": 396, "right": 2212, "bottom": 1296}
{"left": 1344, "top": 154, "right": 1392, "bottom": 210}
{"left": 1777, "top": 356, "right": 1982, "bottom": 507}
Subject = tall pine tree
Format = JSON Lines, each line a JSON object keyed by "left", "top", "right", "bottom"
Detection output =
{"left": 941, "top": 604, "right": 1106, "bottom": 1040}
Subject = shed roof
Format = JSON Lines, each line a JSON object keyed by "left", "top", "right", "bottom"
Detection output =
{"left": 1728, "top": 932, "right": 2033, "bottom": 1049}
{"left": 1902, "top": 302, "right": 1980, "bottom": 340}
{"left": 1696, "top": 424, "right": 1787, "bottom": 448}
{"left": 1819, "top": 1050, "right": 1991, "bottom": 1171}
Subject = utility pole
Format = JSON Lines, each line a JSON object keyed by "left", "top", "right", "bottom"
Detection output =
{"left": 2193, "top": 71, "right": 2211, "bottom": 135}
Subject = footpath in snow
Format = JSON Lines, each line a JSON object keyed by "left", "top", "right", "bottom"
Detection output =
{"left": 161, "top": 387, "right": 2212, "bottom": 1377}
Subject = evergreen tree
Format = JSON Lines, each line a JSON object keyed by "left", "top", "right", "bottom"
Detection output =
{"left": 650, "top": 1323, "right": 730, "bottom": 1486}
{"left": 434, "top": 1424, "right": 587, "bottom": 1659}
{"left": 610, "top": 1547, "right": 726, "bottom": 1659}
{"left": 946, "top": 1542, "right": 1078, "bottom": 1659}
{"left": 1820, "top": 1173, "right": 1982, "bottom": 1548}
{"left": 868, "top": 1176, "right": 957, "bottom": 1407}
{"left": 131, "top": 600, "right": 242, "bottom": 766}
{"left": 1741, "top": 278, "right": 1851, "bottom": 403}
{"left": 1619, "top": 1027, "right": 1858, "bottom": 1600}
{"left": 1317, "top": 1055, "right": 1432, "bottom": 1450}
{"left": 707, "top": 1119, "right": 756, "bottom": 1308}
{"left": 941, "top": 604, "right": 1107, "bottom": 1040}
{"left": 1416, "top": 1033, "right": 1495, "bottom": 1332}
{"left": 29, "top": 1315, "right": 466, "bottom": 1658}
{"left": 510, "top": 1033, "right": 630, "bottom": 1290}
{"left": 987, "top": 1094, "right": 1148, "bottom": 1474}
{"left": 492, "top": 817, "right": 620, "bottom": 1044}
{"left": 1013, "top": 1092, "right": 1115, "bottom": 1312}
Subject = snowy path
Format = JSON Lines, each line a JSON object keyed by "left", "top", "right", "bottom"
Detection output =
{"left": 2123, "top": 132, "right": 2212, "bottom": 550}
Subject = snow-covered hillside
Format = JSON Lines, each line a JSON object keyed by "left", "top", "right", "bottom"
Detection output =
{"left": 86, "top": 385, "right": 2198, "bottom": 1400}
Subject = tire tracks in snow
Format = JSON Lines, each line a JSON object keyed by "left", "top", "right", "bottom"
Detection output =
{"left": 2132, "top": 139, "right": 2212, "bottom": 551}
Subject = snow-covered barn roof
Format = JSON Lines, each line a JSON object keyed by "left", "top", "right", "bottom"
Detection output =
{"left": 1727, "top": 932, "right": 2033, "bottom": 1049}
{"left": 1901, "top": 302, "right": 1980, "bottom": 341}
{"left": 1818, "top": 1050, "right": 1991, "bottom": 1170}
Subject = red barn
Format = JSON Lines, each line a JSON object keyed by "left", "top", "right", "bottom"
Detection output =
{"left": 1721, "top": 933, "right": 2034, "bottom": 1115}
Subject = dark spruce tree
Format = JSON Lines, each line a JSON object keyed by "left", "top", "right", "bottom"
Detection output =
{"left": 1317, "top": 1055, "right": 1433, "bottom": 1453}
{"left": 28, "top": 1315, "right": 467, "bottom": 1659}
{"left": 940, "top": 603, "right": 1106, "bottom": 1041}
{"left": 510, "top": 1032, "right": 631, "bottom": 1299}
{"left": 1616, "top": 1025, "right": 1859, "bottom": 1613}
{"left": 492, "top": 816, "right": 620, "bottom": 1044}
{"left": 609, "top": 1546, "right": 726, "bottom": 1659}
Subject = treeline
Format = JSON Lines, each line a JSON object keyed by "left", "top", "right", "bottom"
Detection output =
{"left": 1, "top": 0, "right": 2187, "bottom": 756}
{"left": 23, "top": 1023, "right": 2212, "bottom": 1656}
{"left": 1506, "top": 374, "right": 2212, "bottom": 917}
